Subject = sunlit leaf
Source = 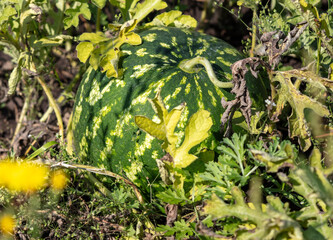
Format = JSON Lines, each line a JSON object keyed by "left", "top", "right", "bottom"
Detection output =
{"left": 173, "top": 110, "right": 212, "bottom": 168}
{"left": 76, "top": 42, "right": 94, "bottom": 63}
{"left": 146, "top": 10, "right": 182, "bottom": 26}
{"left": 76, "top": 20, "right": 141, "bottom": 78}
{"left": 91, "top": 0, "right": 107, "bottom": 9}
{"left": 135, "top": 90, "right": 185, "bottom": 154}
{"left": 8, "top": 52, "right": 26, "bottom": 95}
{"left": 99, "top": 49, "right": 121, "bottom": 78}
{"left": 135, "top": 89, "right": 212, "bottom": 169}
{"left": 174, "top": 15, "right": 197, "bottom": 29}
{"left": 204, "top": 188, "right": 304, "bottom": 239}
{"left": 33, "top": 35, "right": 73, "bottom": 48}
{"left": 79, "top": 32, "right": 109, "bottom": 44}
{"left": 63, "top": 3, "right": 91, "bottom": 29}
{"left": 250, "top": 149, "right": 293, "bottom": 173}
{"left": 272, "top": 72, "right": 330, "bottom": 151}
{"left": 123, "top": 32, "right": 141, "bottom": 45}
{"left": 131, "top": 0, "right": 167, "bottom": 22}
{"left": 0, "top": 5, "right": 17, "bottom": 25}
{"left": 146, "top": 10, "right": 197, "bottom": 28}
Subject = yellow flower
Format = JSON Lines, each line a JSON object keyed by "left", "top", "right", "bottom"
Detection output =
{"left": 0, "top": 159, "right": 49, "bottom": 193}
{"left": 0, "top": 214, "right": 15, "bottom": 235}
{"left": 50, "top": 170, "right": 68, "bottom": 190}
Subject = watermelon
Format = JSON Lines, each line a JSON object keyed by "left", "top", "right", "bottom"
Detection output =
{"left": 72, "top": 26, "right": 255, "bottom": 186}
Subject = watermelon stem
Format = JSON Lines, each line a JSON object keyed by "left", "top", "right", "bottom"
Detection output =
{"left": 178, "top": 56, "right": 233, "bottom": 88}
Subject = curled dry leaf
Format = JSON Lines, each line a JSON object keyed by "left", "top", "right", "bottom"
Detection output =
{"left": 221, "top": 57, "right": 265, "bottom": 137}
{"left": 258, "top": 21, "right": 308, "bottom": 68}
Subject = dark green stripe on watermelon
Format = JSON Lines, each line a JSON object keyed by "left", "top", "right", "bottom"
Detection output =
{"left": 72, "top": 26, "right": 246, "bottom": 185}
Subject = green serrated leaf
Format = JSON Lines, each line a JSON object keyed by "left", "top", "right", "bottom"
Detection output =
{"left": 250, "top": 149, "right": 293, "bottom": 172}
{"left": 272, "top": 72, "right": 330, "bottom": 151}
{"left": 76, "top": 19, "right": 142, "bottom": 77}
{"left": 173, "top": 15, "right": 197, "bottom": 28}
{"left": 135, "top": 89, "right": 213, "bottom": 169}
{"left": 146, "top": 10, "right": 197, "bottom": 28}
{"left": 295, "top": 167, "right": 333, "bottom": 209}
{"left": 146, "top": 10, "right": 182, "bottom": 26}
{"left": 173, "top": 110, "right": 212, "bottom": 169}
{"left": 135, "top": 90, "right": 185, "bottom": 153}
{"left": 63, "top": 3, "right": 91, "bottom": 29}
{"left": 131, "top": 0, "right": 167, "bottom": 23}
{"left": 204, "top": 188, "right": 304, "bottom": 239}
{"left": 156, "top": 219, "right": 194, "bottom": 239}
{"left": 156, "top": 188, "right": 188, "bottom": 205}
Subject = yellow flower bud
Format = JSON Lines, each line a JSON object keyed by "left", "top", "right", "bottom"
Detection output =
{"left": 50, "top": 170, "right": 68, "bottom": 190}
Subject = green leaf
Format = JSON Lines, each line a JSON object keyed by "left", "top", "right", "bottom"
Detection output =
{"left": 63, "top": 2, "right": 91, "bottom": 29}
{"left": 99, "top": 49, "right": 122, "bottom": 78}
{"left": 272, "top": 72, "right": 330, "bottom": 151}
{"left": 123, "top": 32, "right": 141, "bottom": 45}
{"left": 19, "top": 4, "right": 42, "bottom": 35}
{"left": 131, "top": 0, "right": 167, "bottom": 23}
{"left": 91, "top": 0, "right": 107, "bottom": 9}
{"left": 173, "top": 110, "right": 212, "bottom": 169}
{"left": 148, "top": 10, "right": 183, "bottom": 26}
{"left": 76, "top": 42, "right": 94, "bottom": 63}
{"left": 33, "top": 35, "right": 73, "bottom": 48}
{"left": 156, "top": 188, "right": 188, "bottom": 205}
{"left": 173, "top": 15, "right": 197, "bottom": 29}
{"left": 0, "top": 5, "right": 17, "bottom": 25}
{"left": 79, "top": 32, "right": 109, "bottom": 44}
{"left": 250, "top": 149, "right": 293, "bottom": 173}
{"left": 135, "top": 90, "right": 185, "bottom": 154}
{"left": 156, "top": 219, "right": 194, "bottom": 239}
{"left": 146, "top": 10, "right": 197, "bottom": 28}
{"left": 8, "top": 52, "right": 26, "bottom": 95}
{"left": 109, "top": 0, "right": 126, "bottom": 9}
{"left": 26, "top": 141, "right": 58, "bottom": 161}
{"left": 110, "top": 0, "right": 139, "bottom": 20}
{"left": 135, "top": 89, "right": 213, "bottom": 169}
{"left": 203, "top": 188, "right": 304, "bottom": 239}
{"left": 295, "top": 166, "right": 333, "bottom": 210}
{"left": 76, "top": 19, "right": 142, "bottom": 77}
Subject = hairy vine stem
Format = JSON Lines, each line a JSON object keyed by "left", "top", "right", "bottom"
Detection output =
{"left": 178, "top": 56, "right": 233, "bottom": 88}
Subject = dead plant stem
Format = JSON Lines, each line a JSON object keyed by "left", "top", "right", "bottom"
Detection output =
{"left": 10, "top": 86, "right": 33, "bottom": 146}
{"left": 36, "top": 76, "right": 64, "bottom": 142}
